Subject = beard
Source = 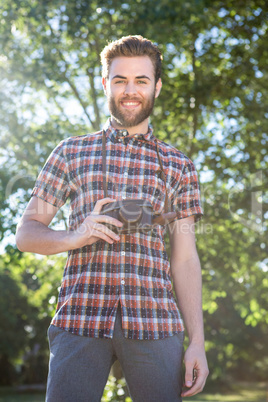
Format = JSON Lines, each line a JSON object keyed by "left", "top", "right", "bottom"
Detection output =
{"left": 107, "top": 91, "right": 156, "bottom": 128}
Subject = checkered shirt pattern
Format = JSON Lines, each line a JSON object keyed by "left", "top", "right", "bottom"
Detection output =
{"left": 31, "top": 119, "right": 203, "bottom": 340}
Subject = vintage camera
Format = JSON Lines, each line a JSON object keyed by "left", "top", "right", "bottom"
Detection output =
{"left": 101, "top": 199, "right": 154, "bottom": 234}
{"left": 101, "top": 199, "right": 177, "bottom": 234}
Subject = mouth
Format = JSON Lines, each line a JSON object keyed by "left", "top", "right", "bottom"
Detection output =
{"left": 120, "top": 100, "right": 141, "bottom": 109}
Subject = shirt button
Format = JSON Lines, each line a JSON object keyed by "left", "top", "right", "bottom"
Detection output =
{"left": 121, "top": 280, "right": 125, "bottom": 285}
{"left": 122, "top": 130, "right": 128, "bottom": 136}
{"left": 138, "top": 142, "right": 141, "bottom": 146}
{"left": 124, "top": 172, "right": 128, "bottom": 177}
{"left": 121, "top": 251, "right": 125, "bottom": 256}
{"left": 118, "top": 138, "right": 122, "bottom": 142}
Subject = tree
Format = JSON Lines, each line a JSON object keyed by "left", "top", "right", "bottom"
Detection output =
{"left": 0, "top": 247, "right": 65, "bottom": 384}
{"left": 0, "top": 258, "right": 34, "bottom": 385}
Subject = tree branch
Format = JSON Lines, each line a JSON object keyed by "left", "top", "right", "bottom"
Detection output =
{"left": 86, "top": 39, "right": 102, "bottom": 130}
{"left": 189, "top": 39, "right": 198, "bottom": 158}
{"left": 46, "top": 22, "right": 94, "bottom": 127}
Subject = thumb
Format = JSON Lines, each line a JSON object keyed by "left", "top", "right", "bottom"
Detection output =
{"left": 184, "top": 363, "right": 194, "bottom": 388}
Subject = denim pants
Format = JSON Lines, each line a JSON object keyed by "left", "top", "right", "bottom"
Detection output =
{"left": 46, "top": 308, "right": 184, "bottom": 402}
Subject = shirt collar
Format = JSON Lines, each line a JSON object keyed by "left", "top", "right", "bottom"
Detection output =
{"left": 103, "top": 118, "right": 155, "bottom": 143}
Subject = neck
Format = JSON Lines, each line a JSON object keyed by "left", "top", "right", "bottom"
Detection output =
{"left": 110, "top": 117, "right": 149, "bottom": 136}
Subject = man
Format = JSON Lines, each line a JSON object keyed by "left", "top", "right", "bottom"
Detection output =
{"left": 16, "top": 35, "right": 209, "bottom": 401}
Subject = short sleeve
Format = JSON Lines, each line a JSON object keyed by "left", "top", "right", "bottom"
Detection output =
{"left": 31, "top": 142, "right": 71, "bottom": 208}
{"left": 170, "top": 159, "right": 203, "bottom": 222}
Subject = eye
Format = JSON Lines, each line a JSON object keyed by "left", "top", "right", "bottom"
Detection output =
{"left": 115, "top": 80, "right": 125, "bottom": 84}
{"left": 137, "top": 80, "right": 147, "bottom": 84}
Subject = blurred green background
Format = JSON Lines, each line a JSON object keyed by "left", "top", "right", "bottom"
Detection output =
{"left": 0, "top": 0, "right": 267, "bottom": 400}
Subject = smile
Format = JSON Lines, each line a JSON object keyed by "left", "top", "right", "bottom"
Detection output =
{"left": 121, "top": 101, "right": 141, "bottom": 107}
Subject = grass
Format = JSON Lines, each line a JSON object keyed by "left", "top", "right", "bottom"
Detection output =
{"left": 0, "top": 382, "right": 267, "bottom": 401}
{"left": 185, "top": 382, "right": 267, "bottom": 402}
{"left": 0, "top": 388, "right": 45, "bottom": 402}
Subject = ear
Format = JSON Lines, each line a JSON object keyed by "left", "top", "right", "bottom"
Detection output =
{"left": 102, "top": 77, "right": 108, "bottom": 95}
{"left": 155, "top": 78, "right": 162, "bottom": 98}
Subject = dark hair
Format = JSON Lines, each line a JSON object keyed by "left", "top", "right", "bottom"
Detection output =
{"left": 100, "top": 35, "right": 162, "bottom": 83}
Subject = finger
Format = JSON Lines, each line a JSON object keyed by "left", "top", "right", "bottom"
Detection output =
{"left": 184, "top": 362, "right": 194, "bottom": 389}
{"left": 91, "top": 214, "right": 123, "bottom": 228}
{"left": 84, "top": 221, "right": 120, "bottom": 242}
{"left": 92, "top": 198, "right": 117, "bottom": 214}
{"left": 181, "top": 371, "right": 207, "bottom": 397}
{"left": 181, "top": 379, "right": 205, "bottom": 397}
{"left": 90, "top": 229, "right": 117, "bottom": 244}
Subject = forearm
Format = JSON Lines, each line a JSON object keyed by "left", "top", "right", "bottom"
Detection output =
{"left": 169, "top": 217, "right": 208, "bottom": 395}
{"left": 16, "top": 220, "right": 74, "bottom": 255}
{"left": 16, "top": 197, "right": 123, "bottom": 255}
{"left": 172, "top": 255, "right": 205, "bottom": 345}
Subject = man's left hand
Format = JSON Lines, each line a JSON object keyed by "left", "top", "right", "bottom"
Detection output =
{"left": 181, "top": 342, "right": 209, "bottom": 397}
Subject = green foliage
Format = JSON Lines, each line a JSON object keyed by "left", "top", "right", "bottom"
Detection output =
{"left": 0, "top": 0, "right": 267, "bottom": 387}
{"left": 102, "top": 376, "right": 131, "bottom": 402}
{"left": 0, "top": 266, "right": 31, "bottom": 385}
{"left": 0, "top": 249, "right": 64, "bottom": 385}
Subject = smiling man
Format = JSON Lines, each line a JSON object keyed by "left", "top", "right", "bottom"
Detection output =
{"left": 16, "top": 35, "right": 208, "bottom": 401}
{"left": 104, "top": 56, "right": 161, "bottom": 131}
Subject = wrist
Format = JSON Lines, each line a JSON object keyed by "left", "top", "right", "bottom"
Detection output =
{"left": 187, "top": 332, "right": 205, "bottom": 347}
{"left": 65, "top": 229, "right": 81, "bottom": 251}
{"left": 189, "top": 339, "right": 205, "bottom": 349}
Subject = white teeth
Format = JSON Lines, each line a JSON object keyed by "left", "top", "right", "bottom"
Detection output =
{"left": 122, "top": 102, "right": 139, "bottom": 106}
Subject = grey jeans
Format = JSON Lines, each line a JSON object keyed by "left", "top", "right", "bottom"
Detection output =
{"left": 46, "top": 308, "right": 184, "bottom": 402}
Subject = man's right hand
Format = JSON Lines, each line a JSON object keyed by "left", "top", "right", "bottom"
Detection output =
{"left": 16, "top": 196, "right": 123, "bottom": 255}
{"left": 70, "top": 198, "right": 123, "bottom": 248}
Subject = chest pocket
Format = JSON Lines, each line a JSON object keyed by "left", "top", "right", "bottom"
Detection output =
{"left": 141, "top": 169, "right": 167, "bottom": 214}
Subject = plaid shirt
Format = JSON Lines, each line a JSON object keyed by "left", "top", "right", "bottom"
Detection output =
{"left": 32, "top": 120, "right": 203, "bottom": 340}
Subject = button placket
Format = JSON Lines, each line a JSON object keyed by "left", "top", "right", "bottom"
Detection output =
{"left": 120, "top": 248, "right": 126, "bottom": 289}
{"left": 122, "top": 145, "right": 130, "bottom": 198}
{"left": 114, "top": 133, "right": 131, "bottom": 295}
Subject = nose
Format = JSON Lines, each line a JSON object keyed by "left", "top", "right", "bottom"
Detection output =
{"left": 123, "top": 81, "right": 137, "bottom": 96}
